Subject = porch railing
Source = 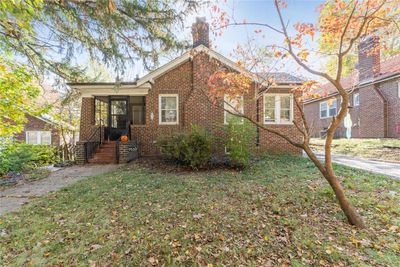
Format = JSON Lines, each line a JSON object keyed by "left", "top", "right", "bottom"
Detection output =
{"left": 84, "top": 119, "right": 104, "bottom": 162}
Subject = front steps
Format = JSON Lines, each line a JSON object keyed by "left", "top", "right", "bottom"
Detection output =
{"left": 88, "top": 141, "right": 117, "bottom": 164}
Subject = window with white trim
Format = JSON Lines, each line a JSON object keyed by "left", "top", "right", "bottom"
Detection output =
{"left": 159, "top": 94, "right": 178, "bottom": 124}
{"left": 320, "top": 99, "right": 337, "bottom": 118}
{"left": 224, "top": 95, "right": 244, "bottom": 124}
{"left": 26, "top": 131, "right": 51, "bottom": 145}
{"left": 398, "top": 81, "right": 400, "bottom": 98}
{"left": 264, "top": 94, "right": 293, "bottom": 124}
{"left": 353, "top": 93, "right": 360, "bottom": 106}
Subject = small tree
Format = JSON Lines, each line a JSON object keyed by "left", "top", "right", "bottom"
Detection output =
{"left": 205, "top": 0, "right": 400, "bottom": 228}
{"left": 224, "top": 117, "right": 256, "bottom": 168}
{"left": 0, "top": 57, "right": 44, "bottom": 138}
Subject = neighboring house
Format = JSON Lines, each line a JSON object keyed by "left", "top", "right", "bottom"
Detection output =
{"left": 304, "top": 36, "right": 400, "bottom": 139}
{"left": 69, "top": 18, "right": 304, "bottom": 164}
{"left": 14, "top": 114, "right": 61, "bottom": 146}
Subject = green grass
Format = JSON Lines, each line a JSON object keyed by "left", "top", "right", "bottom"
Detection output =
{"left": 311, "top": 138, "right": 400, "bottom": 162}
{"left": 0, "top": 155, "right": 399, "bottom": 266}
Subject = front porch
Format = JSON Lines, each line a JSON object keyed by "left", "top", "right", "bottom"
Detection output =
{"left": 69, "top": 82, "right": 150, "bottom": 164}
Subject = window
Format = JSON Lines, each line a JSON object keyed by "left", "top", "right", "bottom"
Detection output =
{"left": 320, "top": 99, "right": 337, "bottom": 118}
{"left": 224, "top": 95, "right": 244, "bottom": 124}
{"left": 263, "top": 94, "right": 293, "bottom": 124}
{"left": 95, "top": 97, "right": 109, "bottom": 126}
{"left": 26, "top": 131, "right": 51, "bottom": 145}
{"left": 159, "top": 94, "right": 178, "bottom": 124}
{"left": 353, "top": 93, "right": 360, "bottom": 106}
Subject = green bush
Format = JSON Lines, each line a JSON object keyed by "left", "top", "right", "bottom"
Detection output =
{"left": 224, "top": 117, "right": 256, "bottom": 168}
{"left": 156, "top": 125, "right": 212, "bottom": 168}
{"left": 0, "top": 143, "right": 58, "bottom": 176}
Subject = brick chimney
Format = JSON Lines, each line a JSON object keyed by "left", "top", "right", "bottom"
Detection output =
{"left": 358, "top": 35, "right": 380, "bottom": 82}
{"left": 191, "top": 17, "right": 209, "bottom": 48}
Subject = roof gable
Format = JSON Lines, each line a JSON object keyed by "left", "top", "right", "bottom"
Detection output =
{"left": 136, "top": 45, "right": 303, "bottom": 87}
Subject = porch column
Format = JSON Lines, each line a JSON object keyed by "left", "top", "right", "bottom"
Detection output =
{"left": 79, "top": 97, "right": 95, "bottom": 141}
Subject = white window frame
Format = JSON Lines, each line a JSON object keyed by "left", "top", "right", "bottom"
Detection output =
{"left": 397, "top": 81, "right": 400, "bottom": 98}
{"left": 159, "top": 94, "right": 179, "bottom": 125}
{"left": 353, "top": 93, "right": 360, "bottom": 106}
{"left": 320, "top": 101, "right": 328, "bottom": 118}
{"left": 25, "top": 131, "right": 52, "bottom": 145}
{"left": 224, "top": 95, "right": 244, "bottom": 125}
{"left": 263, "top": 93, "right": 294, "bottom": 125}
{"left": 320, "top": 99, "right": 337, "bottom": 118}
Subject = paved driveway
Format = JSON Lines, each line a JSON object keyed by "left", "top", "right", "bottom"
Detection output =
{"left": 313, "top": 153, "right": 400, "bottom": 180}
{"left": 0, "top": 164, "right": 120, "bottom": 215}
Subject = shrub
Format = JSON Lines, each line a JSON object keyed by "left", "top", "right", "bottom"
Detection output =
{"left": 224, "top": 117, "right": 256, "bottom": 168}
{"left": 0, "top": 143, "right": 58, "bottom": 176}
{"left": 156, "top": 125, "right": 212, "bottom": 168}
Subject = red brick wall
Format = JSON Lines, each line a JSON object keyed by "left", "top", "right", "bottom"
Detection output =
{"left": 380, "top": 78, "right": 400, "bottom": 138}
{"left": 358, "top": 85, "right": 385, "bottom": 138}
{"left": 79, "top": 97, "right": 97, "bottom": 141}
{"left": 14, "top": 114, "right": 60, "bottom": 146}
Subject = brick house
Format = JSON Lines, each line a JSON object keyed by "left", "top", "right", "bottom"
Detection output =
{"left": 14, "top": 114, "right": 61, "bottom": 146}
{"left": 304, "top": 36, "right": 400, "bottom": 139}
{"left": 69, "top": 18, "right": 304, "bottom": 164}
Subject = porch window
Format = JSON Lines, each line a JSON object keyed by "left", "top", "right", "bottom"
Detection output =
{"left": 264, "top": 94, "right": 293, "bottom": 124}
{"left": 26, "top": 131, "right": 51, "bottom": 145}
{"left": 159, "top": 94, "right": 178, "bottom": 124}
{"left": 130, "top": 96, "right": 146, "bottom": 125}
{"left": 224, "top": 95, "right": 244, "bottom": 124}
{"left": 95, "top": 97, "right": 109, "bottom": 126}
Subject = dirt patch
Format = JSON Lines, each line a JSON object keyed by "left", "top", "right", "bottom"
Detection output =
{"left": 0, "top": 164, "right": 120, "bottom": 215}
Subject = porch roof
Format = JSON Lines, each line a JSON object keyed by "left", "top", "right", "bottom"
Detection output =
{"left": 68, "top": 82, "right": 151, "bottom": 97}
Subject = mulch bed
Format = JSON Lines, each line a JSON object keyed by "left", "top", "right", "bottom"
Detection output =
{"left": 134, "top": 156, "right": 246, "bottom": 174}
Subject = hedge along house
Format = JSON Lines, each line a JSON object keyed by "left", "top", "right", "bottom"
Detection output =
{"left": 69, "top": 18, "right": 304, "bottom": 164}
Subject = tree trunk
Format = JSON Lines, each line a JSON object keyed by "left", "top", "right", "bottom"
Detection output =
{"left": 303, "top": 146, "right": 365, "bottom": 228}
{"left": 323, "top": 171, "right": 365, "bottom": 228}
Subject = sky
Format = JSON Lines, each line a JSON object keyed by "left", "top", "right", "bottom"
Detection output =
{"left": 127, "top": 0, "right": 326, "bottom": 81}
{"left": 40, "top": 0, "right": 327, "bottom": 85}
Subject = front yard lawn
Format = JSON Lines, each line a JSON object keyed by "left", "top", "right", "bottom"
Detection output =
{"left": 311, "top": 138, "right": 400, "bottom": 162}
{"left": 0, "top": 155, "right": 399, "bottom": 266}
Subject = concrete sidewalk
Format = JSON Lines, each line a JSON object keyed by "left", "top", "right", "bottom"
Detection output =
{"left": 0, "top": 164, "right": 120, "bottom": 215}
{"left": 313, "top": 153, "right": 400, "bottom": 180}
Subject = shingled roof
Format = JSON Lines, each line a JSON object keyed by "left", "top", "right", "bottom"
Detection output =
{"left": 256, "top": 72, "right": 304, "bottom": 84}
{"left": 305, "top": 54, "right": 400, "bottom": 102}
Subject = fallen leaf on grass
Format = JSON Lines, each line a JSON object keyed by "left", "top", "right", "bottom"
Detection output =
{"left": 90, "top": 244, "right": 102, "bottom": 251}
{"left": 193, "top": 213, "right": 204, "bottom": 220}
{"left": 148, "top": 257, "right": 158, "bottom": 265}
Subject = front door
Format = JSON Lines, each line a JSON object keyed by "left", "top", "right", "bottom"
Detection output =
{"left": 109, "top": 97, "right": 129, "bottom": 141}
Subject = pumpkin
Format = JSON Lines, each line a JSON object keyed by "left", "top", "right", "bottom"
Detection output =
{"left": 120, "top": 135, "right": 128, "bottom": 142}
